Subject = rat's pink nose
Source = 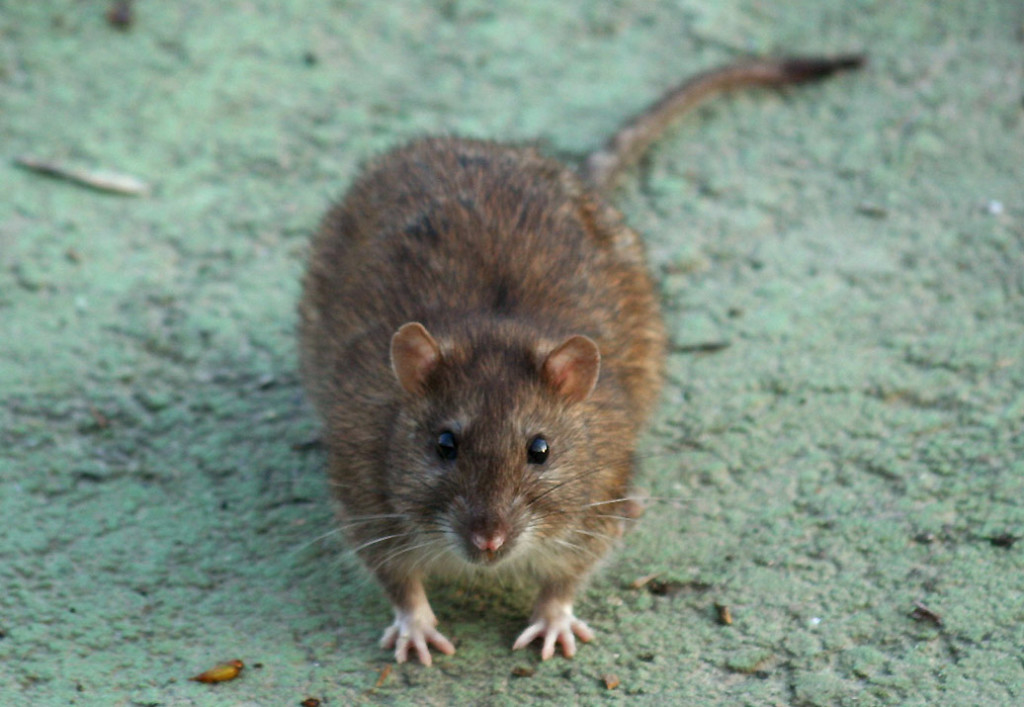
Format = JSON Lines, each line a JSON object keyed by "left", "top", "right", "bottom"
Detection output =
{"left": 472, "top": 531, "right": 506, "bottom": 552}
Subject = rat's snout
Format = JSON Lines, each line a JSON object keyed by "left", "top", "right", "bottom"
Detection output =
{"left": 460, "top": 510, "right": 514, "bottom": 565}
{"left": 471, "top": 526, "right": 506, "bottom": 553}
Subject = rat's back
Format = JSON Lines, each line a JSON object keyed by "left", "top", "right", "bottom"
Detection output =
{"left": 298, "top": 136, "right": 666, "bottom": 422}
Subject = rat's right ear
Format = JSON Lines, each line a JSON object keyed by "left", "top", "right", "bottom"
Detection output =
{"left": 541, "top": 334, "right": 600, "bottom": 403}
{"left": 391, "top": 322, "right": 441, "bottom": 395}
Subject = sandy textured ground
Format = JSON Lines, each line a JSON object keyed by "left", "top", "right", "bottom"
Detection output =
{"left": 2, "top": 1, "right": 1022, "bottom": 704}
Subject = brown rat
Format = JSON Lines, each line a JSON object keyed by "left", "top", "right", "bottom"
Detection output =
{"left": 297, "top": 55, "right": 863, "bottom": 665}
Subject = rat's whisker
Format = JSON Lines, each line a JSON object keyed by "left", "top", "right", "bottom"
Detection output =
{"left": 577, "top": 497, "right": 636, "bottom": 509}
{"left": 291, "top": 526, "right": 347, "bottom": 554}
{"left": 568, "top": 527, "right": 617, "bottom": 543}
{"left": 348, "top": 532, "right": 417, "bottom": 556}
{"left": 530, "top": 466, "right": 609, "bottom": 505}
{"left": 292, "top": 513, "right": 416, "bottom": 554}
{"left": 370, "top": 537, "right": 445, "bottom": 574}
{"left": 590, "top": 513, "right": 641, "bottom": 524}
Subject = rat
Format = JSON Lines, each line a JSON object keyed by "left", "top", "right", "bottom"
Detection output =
{"left": 297, "top": 54, "right": 863, "bottom": 665}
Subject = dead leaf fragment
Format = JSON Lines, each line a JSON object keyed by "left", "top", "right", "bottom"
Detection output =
{"left": 715, "top": 602, "right": 733, "bottom": 625}
{"left": 374, "top": 663, "right": 392, "bottom": 688}
{"left": 190, "top": 659, "right": 244, "bottom": 683}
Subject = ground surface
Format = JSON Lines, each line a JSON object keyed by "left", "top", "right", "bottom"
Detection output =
{"left": 1, "top": 1, "right": 1022, "bottom": 705}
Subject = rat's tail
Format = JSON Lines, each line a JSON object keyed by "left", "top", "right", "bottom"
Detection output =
{"left": 580, "top": 54, "right": 865, "bottom": 193}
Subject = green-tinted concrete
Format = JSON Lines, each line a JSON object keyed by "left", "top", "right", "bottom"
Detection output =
{"left": 2, "top": 1, "right": 1021, "bottom": 704}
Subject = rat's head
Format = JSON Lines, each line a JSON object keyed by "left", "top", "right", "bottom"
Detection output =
{"left": 384, "top": 320, "right": 618, "bottom": 570}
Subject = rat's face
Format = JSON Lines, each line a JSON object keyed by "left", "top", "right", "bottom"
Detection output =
{"left": 397, "top": 389, "right": 588, "bottom": 567}
{"left": 384, "top": 322, "right": 614, "bottom": 571}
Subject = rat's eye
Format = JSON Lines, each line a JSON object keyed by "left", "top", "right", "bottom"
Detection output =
{"left": 436, "top": 431, "right": 458, "bottom": 461}
{"left": 527, "top": 436, "right": 549, "bottom": 465}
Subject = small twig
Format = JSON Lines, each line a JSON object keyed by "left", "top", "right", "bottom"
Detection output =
{"left": 14, "top": 155, "right": 151, "bottom": 196}
{"left": 856, "top": 203, "right": 889, "bottom": 219}
{"left": 671, "top": 340, "right": 731, "bottom": 354}
{"left": 908, "top": 600, "right": 943, "bottom": 628}
{"left": 986, "top": 532, "right": 1020, "bottom": 549}
{"left": 629, "top": 572, "right": 661, "bottom": 590}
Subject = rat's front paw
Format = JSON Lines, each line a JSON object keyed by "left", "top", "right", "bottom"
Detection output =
{"left": 380, "top": 605, "right": 456, "bottom": 666}
{"left": 512, "top": 599, "right": 594, "bottom": 660}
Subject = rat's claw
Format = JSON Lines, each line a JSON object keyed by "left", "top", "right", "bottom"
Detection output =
{"left": 512, "top": 600, "right": 593, "bottom": 660}
{"left": 380, "top": 606, "right": 456, "bottom": 666}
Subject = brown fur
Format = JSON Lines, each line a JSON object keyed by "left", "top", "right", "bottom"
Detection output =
{"left": 298, "top": 137, "right": 664, "bottom": 591}
{"left": 297, "top": 56, "right": 862, "bottom": 662}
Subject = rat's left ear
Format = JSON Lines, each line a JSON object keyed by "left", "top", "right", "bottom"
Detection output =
{"left": 391, "top": 322, "right": 441, "bottom": 395}
{"left": 541, "top": 335, "right": 600, "bottom": 403}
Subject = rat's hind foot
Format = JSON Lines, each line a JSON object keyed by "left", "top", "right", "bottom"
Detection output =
{"left": 380, "top": 603, "right": 455, "bottom": 666}
{"left": 511, "top": 598, "right": 594, "bottom": 660}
